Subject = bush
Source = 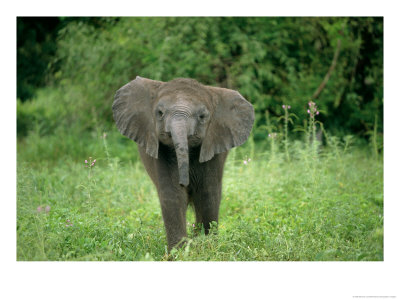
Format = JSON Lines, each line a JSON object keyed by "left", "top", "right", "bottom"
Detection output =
{"left": 23, "top": 17, "right": 381, "bottom": 139}
{"left": 17, "top": 88, "right": 69, "bottom": 136}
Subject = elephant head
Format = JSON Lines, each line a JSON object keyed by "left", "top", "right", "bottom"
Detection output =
{"left": 112, "top": 76, "right": 254, "bottom": 187}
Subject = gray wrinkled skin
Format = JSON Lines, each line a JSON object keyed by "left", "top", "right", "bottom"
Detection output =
{"left": 112, "top": 76, "right": 254, "bottom": 250}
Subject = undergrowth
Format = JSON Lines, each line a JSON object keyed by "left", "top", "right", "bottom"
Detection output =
{"left": 17, "top": 104, "right": 383, "bottom": 261}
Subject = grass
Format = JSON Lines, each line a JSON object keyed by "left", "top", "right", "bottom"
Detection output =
{"left": 17, "top": 122, "right": 383, "bottom": 261}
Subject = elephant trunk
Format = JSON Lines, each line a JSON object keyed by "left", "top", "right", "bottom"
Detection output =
{"left": 170, "top": 120, "right": 190, "bottom": 187}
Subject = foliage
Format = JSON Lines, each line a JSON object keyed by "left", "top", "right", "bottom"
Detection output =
{"left": 17, "top": 126, "right": 383, "bottom": 261}
{"left": 17, "top": 17, "right": 60, "bottom": 101}
{"left": 17, "top": 17, "right": 383, "bottom": 139}
{"left": 17, "top": 17, "right": 115, "bottom": 101}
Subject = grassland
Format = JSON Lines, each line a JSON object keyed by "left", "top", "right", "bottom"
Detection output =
{"left": 17, "top": 125, "right": 383, "bottom": 261}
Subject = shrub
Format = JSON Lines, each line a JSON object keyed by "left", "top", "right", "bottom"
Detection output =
{"left": 24, "top": 17, "right": 381, "bottom": 139}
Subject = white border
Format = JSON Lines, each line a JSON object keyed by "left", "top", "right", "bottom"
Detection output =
{"left": 2, "top": 1, "right": 399, "bottom": 299}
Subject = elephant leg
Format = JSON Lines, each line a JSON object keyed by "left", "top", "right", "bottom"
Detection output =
{"left": 156, "top": 150, "right": 189, "bottom": 250}
{"left": 192, "top": 190, "right": 221, "bottom": 234}
{"left": 191, "top": 152, "right": 227, "bottom": 234}
{"left": 159, "top": 190, "right": 188, "bottom": 250}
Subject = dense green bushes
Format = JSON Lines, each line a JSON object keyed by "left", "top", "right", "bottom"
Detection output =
{"left": 17, "top": 17, "right": 383, "bottom": 143}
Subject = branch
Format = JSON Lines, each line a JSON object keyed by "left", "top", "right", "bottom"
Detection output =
{"left": 312, "top": 39, "right": 341, "bottom": 100}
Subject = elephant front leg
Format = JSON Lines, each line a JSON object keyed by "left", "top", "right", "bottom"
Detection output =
{"left": 193, "top": 188, "right": 222, "bottom": 234}
{"left": 192, "top": 169, "right": 222, "bottom": 234}
{"left": 155, "top": 148, "right": 190, "bottom": 251}
{"left": 192, "top": 153, "right": 227, "bottom": 235}
{"left": 159, "top": 193, "right": 188, "bottom": 250}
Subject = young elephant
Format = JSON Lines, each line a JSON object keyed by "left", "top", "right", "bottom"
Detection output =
{"left": 112, "top": 76, "right": 254, "bottom": 250}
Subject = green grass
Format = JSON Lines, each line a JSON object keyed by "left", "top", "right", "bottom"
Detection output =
{"left": 17, "top": 126, "right": 383, "bottom": 261}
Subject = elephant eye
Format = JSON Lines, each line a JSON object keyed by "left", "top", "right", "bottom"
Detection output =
{"left": 157, "top": 109, "right": 164, "bottom": 118}
{"left": 198, "top": 109, "right": 209, "bottom": 123}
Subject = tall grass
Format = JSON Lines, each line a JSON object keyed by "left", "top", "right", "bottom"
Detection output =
{"left": 17, "top": 103, "right": 383, "bottom": 261}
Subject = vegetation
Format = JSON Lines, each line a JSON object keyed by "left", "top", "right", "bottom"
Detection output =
{"left": 18, "top": 17, "right": 383, "bottom": 139}
{"left": 17, "top": 17, "right": 383, "bottom": 261}
{"left": 17, "top": 105, "right": 383, "bottom": 261}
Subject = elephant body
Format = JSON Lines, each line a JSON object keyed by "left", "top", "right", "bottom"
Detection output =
{"left": 113, "top": 77, "right": 254, "bottom": 250}
{"left": 138, "top": 144, "right": 228, "bottom": 248}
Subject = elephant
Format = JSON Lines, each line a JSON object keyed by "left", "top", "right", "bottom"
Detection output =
{"left": 112, "top": 76, "right": 254, "bottom": 250}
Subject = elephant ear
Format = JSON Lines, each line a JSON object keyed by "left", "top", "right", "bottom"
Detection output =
{"left": 199, "top": 86, "right": 255, "bottom": 163}
{"left": 112, "top": 76, "right": 163, "bottom": 158}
